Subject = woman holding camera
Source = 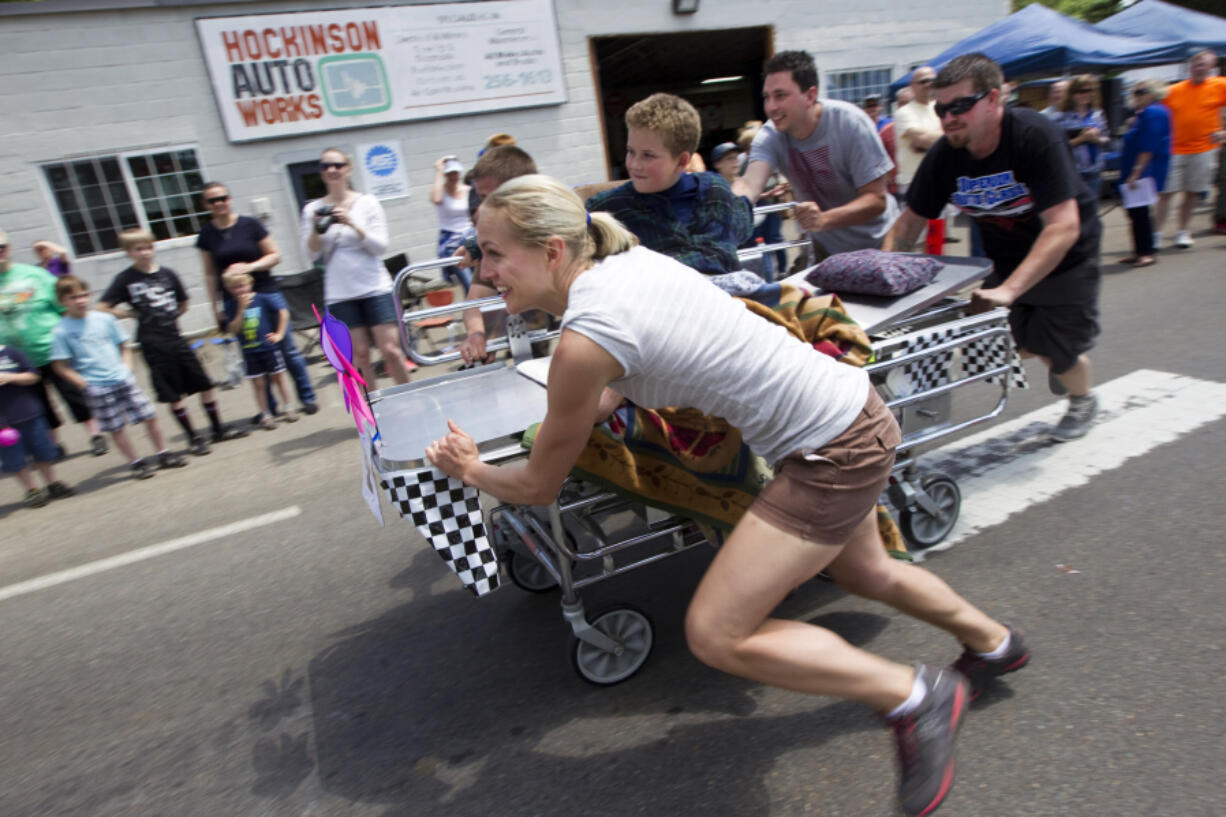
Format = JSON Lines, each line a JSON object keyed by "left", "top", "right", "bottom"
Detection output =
{"left": 302, "top": 148, "right": 410, "bottom": 386}
{"left": 1054, "top": 75, "right": 1109, "bottom": 199}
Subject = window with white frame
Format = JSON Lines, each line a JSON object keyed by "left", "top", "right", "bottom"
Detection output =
{"left": 824, "top": 66, "right": 893, "bottom": 107}
{"left": 42, "top": 147, "right": 209, "bottom": 257}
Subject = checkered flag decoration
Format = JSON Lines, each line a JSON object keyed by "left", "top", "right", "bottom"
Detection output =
{"left": 381, "top": 468, "right": 501, "bottom": 597}
{"left": 898, "top": 327, "right": 957, "bottom": 394}
{"left": 877, "top": 323, "right": 1028, "bottom": 394}
{"left": 964, "top": 333, "right": 1028, "bottom": 390}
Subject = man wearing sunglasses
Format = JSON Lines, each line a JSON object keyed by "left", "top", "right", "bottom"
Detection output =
{"left": 887, "top": 53, "right": 1102, "bottom": 443}
{"left": 734, "top": 50, "right": 898, "bottom": 261}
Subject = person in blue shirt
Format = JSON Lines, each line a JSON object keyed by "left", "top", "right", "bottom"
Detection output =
{"left": 0, "top": 344, "right": 74, "bottom": 507}
{"left": 1117, "top": 80, "right": 1172, "bottom": 268}
{"left": 1053, "top": 75, "right": 1109, "bottom": 199}
{"left": 48, "top": 276, "right": 187, "bottom": 480}
{"left": 584, "top": 93, "right": 753, "bottom": 277}
{"left": 223, "top": 270, "right": 297, "bottom": 431}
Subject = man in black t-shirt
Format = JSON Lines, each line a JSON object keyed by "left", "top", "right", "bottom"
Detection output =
{"left": 886, "top": 53, "right": 1101, "bottom": 442}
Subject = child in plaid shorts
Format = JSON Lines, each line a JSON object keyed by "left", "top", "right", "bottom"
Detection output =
{"left": 48, "top": 275, "right": 186, "bottom": 480}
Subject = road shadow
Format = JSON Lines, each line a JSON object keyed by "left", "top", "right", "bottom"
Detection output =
{"left": 265, "top": 426, "right": 360, "bottom": 465}
{"left": 46, "top": 461, "right": 159, "bottom": 498}
{"left": 237, "top": 542, "right": 897, "bottom": 814}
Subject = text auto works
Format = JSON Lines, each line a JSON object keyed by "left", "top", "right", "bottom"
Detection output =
{"left": 221, "top": 21, "right": 384, "bottom": 127}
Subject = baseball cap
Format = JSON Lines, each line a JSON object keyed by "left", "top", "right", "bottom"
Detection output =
{"left": 863, "top": 93, "right": 882, "bottom": 107}
{"left": 443, "top": 158, "right": 464, "bottom": 175}
{"left": 711, "top": 142, "right": 739, "bottom": 163}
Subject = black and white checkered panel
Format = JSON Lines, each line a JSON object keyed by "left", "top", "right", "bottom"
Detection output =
{"left": 963, "top": 333, "right": 1029, "bottom": 390}
{"left": 898, "top": 327, "right": 957, "bottom": 394}
{"left": 382, "top": 468, "right": 501, "bottom": 597}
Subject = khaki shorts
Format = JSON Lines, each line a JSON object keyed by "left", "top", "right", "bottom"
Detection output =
{"left": 750, "top": 388, "right": 901, "bottom": 544}
{"left": 1165, "top": 149, "right": 1219, "bottom": 194}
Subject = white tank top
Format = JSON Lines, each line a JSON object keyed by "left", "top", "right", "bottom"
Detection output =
{"left": 436, "top": 191, "right": 472, "bottom": 233}
{"left": 562, "top": 245, "right": 868, "bottom": 466}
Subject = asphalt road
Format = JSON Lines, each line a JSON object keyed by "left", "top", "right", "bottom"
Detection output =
{"left": 1, "top": 206, "right": 1224, "bottom": 817}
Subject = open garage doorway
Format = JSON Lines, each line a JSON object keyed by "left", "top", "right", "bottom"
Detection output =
{"left": 591, "top": 27, "right": 771, "bottom": 180}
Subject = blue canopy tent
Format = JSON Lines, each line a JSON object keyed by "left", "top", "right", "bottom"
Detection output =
{"left": 1097, "top": 0, "right": 1226, "bottom": 57}
{"left": 889, "top": 4, "right": 1187, "bottom": 93}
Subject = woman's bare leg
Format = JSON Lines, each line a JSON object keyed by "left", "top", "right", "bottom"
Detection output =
{"left": 685, "top": 510, "right": 915, "bottom": 711}
{"left": 372, "top": 322, "right": 410, "bottom": 384}
{"left": 824, "top": 514, "right": 1009, "bottom": 654}
{"left": 349, "top": 328, "right": 375, "bottom": 388}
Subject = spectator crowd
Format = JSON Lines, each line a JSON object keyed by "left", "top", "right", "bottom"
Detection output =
{"left": 2, "top": 47, "right": 1224, "bottom": 522}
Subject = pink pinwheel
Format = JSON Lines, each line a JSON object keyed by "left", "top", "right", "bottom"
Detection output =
{"left": 313, "top": 304, "right": 377, "bottom": 434}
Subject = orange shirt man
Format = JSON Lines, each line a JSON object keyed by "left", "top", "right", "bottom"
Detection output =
{"left": 1155, "top": 50, "right": 1226, "bottom": 249}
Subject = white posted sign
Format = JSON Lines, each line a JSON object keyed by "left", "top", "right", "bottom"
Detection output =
{"left": 195, "top": 0, "right": 567, "bottom": 143}
{"left": 356, "top": 140, "right": 411, "bottom": 200}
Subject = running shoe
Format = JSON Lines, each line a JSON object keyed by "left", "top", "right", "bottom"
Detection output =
{"left": 157, "top": 450, "right": 187, "bottom": 469}
{"left": 24, "top": 488, "right": 49, "bottom": 509}
{"left": 131, "top": 459, "right": 155, "bottom": 480}
{"left": 952, "top": 627, "right": 1030, "bottom": 700}
{"left": 259, "top": 412, "right": 277, "bottom": 431}
{"left": 1174, "top": 230, "right": 1193, "bottom": 249}
{"left": 301, "top": 401, "right": 320, "bottom": 415}
{"left": 91, "top": 434, "right": 109, "bottom": 457}
{"left": 889, "top": 665, "right": 970, "bottom": 817}
{"left": 1050, "top": 394, "right": 1098, "bottom": 442}
{"left": 46, "top": 481, "right": 75, "bottom": 500}
{"left": 190, "top": 435, "right": 212, "bottom": 456}
{"left": 282, "top": 407, "right": 300, "bottom": 423}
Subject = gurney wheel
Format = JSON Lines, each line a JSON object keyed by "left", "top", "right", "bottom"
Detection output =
{"left": 506, "top": 550, "right": 559, "bottom": 593}
{"left": 569, "top": 605, "right": 654, "bottom": 686}
{"left": 899, "top": 474, "right": 961, "bottom": 549}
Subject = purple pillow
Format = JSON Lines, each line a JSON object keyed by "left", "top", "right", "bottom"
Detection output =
{"left": 805, "top": 249, "right": 942, "bottom": 297}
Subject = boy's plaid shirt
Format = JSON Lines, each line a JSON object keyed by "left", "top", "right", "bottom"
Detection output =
{"left": 586, "top": 173, "right": 753, "bottom": 276}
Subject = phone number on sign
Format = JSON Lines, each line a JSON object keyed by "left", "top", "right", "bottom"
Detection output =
{"left": 483, "top": 70, "right": 552, "bottom": 90}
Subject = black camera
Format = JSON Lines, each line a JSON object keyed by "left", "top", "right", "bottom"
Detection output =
{"left": 314, "top": 204, "right": 336, "bottom": 234}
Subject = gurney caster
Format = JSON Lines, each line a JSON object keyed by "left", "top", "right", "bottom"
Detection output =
{"left": 505, "top": 549, "right": 559, "bottom": 593}
{"left": 566, "top": 603, "right": 654, "bottom": 686}
{"left": 892, "top": 472, "right": 961, "bottom": 550}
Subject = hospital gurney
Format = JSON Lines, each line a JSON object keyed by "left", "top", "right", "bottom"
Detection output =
{"left": 369, "top": 252, "right": 1014, "bottom": 685}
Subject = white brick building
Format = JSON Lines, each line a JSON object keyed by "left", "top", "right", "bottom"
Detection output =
{"left": 0, "top": 0, "right": 1006, "bottom": 332}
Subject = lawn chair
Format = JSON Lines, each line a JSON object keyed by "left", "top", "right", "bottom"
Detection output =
{"left": 277, "top": 267, "right": 325, "bottom": 360}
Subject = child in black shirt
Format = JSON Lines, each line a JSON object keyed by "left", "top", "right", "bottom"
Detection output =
{"left": 99, "top": 229, "right": 246, "bottom": 455}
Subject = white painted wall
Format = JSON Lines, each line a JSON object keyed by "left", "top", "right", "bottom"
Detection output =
{"left": 0, "top": 0, "right": 1007, "bottom": 333}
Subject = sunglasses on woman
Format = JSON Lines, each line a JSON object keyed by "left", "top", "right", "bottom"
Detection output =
{"left": 320, "top": 162, "right": 348, "bottom": 171}
{"left": 934, "top": 90, "right": 989, "bottom": 119}
{"left": 205, "top": 195, "right": 230, "bottom": 204}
